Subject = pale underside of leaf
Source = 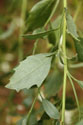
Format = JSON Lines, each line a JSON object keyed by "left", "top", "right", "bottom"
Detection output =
{"left": 74, "top": 38, "right": 83, "bottom": 62}
{"left": 66, "top": 12, "right": 79, "bottom": 40}
{"left": 6, "top": 54, "right": 52, "bottom": 92}
{"left": 42, "top": 99, "right": 60, "bottom": 119}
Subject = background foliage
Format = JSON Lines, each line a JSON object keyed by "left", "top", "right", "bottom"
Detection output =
{"left": 0, "top": 0, "right": 83, "bottom": 125}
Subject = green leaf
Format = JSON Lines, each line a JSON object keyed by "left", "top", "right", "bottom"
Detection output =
{"left": 48, "top": 29, "right": 56, "bottom": 45}
{"left": 23, "top": 28, "right": 59, "bottom": 40}
{"left": 32, "top": 28, "right": 45, "bottom": 35}
{"left": 16, "top": 117, "right": 27, "bottom": 125}
{"left": 45, "top": 71, "right": 63, "bottom": 97}
{"left": 69, "top": 73, "right": 83, "bottom": 89}
{"left": 76, "top": 80, "right": 83, "bottom": 89}
{"left": 17, "top": 114, "right": 37, "bottom": 125}
{"left": 25, "top": 0, "right": 57, "bottom": 31}
{"left": 74, "top": 38, "right": 83, "bottom": 62}
{"left": 42, "top": 99, "right": 60, "bottom": 119}
{"left": 48, "top": 16, "right": 62, "bottom": 45}
{"left": 52, "top": 16, "right": 62, "bottom": 29}
{"left": 66, "top": 12, "right": 79, "bottom": 40}
{"left": 76, "top": 119, "right": 83, "bottom": 125}
{"left": 5, "top": 53, "right": 52, "bottom": 92}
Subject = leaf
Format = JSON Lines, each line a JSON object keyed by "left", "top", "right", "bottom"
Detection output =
{"left": 16, "top": 114, "right": 37, "bottom": 125}
{"left": 48, "top": 15, "right": 62, "bottom": 45}
{"left": 5, "top": 53, "right": 52, "bottom": 92}
{"left": 74, "top": 37, "right": 83, "bottom": 62}
{"left": 25, "top": 0, "right": 57, "bottom": 32}
{"left": 52, "top": 16, "right": 62, "bottom": 29}
{"left": 22, "top": 28, "right": 59, "bottom": 40}
{"left": 76, "top": 80, "right": 83, "bottom": 89}
{"left": 48, "top": 29, "right": 56, "bottom": 45}
{"left": 45, "top": 71, "right": 63, "bottom": 97}
{"left": 76, "top": 119, "right": 83, "bottom": 125}
{"left": 16, "top": 117, "right": 27, "bottom": 125}
{"left": 33, "top": 28, "right": 45, "bottom": 35}
{"left": 69, "top": 73, "right": 83, "bottom": 89}
{"left": 42, "top": 99, "right": 60, "bottom": 119}
{"left": 66, "top": 12, "right": 79, "bottom": 40}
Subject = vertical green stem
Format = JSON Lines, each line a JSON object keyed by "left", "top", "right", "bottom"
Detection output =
{"left": 26, "top": 39, "right": 40, "bottom": 124}
{"left": 61, "top": 0, "right": 67, "bottom": 124}
{"left": 64, "top": 0, "right": 67, "bottom": 8}
{"left": 26, "top": 88, "right": 40, "bottom": 125}
{"left": 44, "top": 0, "right": 60, "bottom": 27}
{"left": 68, "top": 74, "right": 80, "bottom": 120}
{"left": 74, "top": 1, "right": 81, "bottom": 22}
{"left": 26, "top": 93, "right": 38, "bottom": 124}
{"left": 18, "top": 0, "right": 27, "bottom": 61}
{"left": 32, "top": 39, "right": 39, "bottom": 55}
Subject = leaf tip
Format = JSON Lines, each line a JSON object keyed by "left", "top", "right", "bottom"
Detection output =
{"left": 5, "top": 84, "right": 20, "bottom": 92}
{"left": 5, "top": 83, "right": 11, "bottom": 89}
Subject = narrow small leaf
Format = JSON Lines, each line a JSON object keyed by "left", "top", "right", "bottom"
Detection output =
{"left": 42, "top": 99, "right": 60, "bottom": 119}
{"left": 5, "top": 53, "right": 52, "bottom": 92}
{"left": 69, "top": 73, "right": 83, "bottom": 89}
{"left": 66, "top": 12, "right": 79, "bottom": 40}
{"left": 32, "top": 28, "right": 45, "bottom": 35}
{"left": 23, "top": 28, "right": 59, "bottom": 40}
{"left": 76, "top": 80, "right": 83, "bottom": 89}
{"left": 25, "top": 0, "right": 57, "bottom": 31}
{"left": 74, "top": 38, "right": 83, "bottom": 62}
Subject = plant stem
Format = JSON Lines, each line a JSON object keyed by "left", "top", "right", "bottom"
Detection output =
{"left": 26, "top": 95, "right": 37, "bottom": 124}
{"left": 69, "top": 63, "right": 83, "bottom": 69}
{"left": 61, "top": 0, "right": 67, "bottom": 124}
{"left": 74, "top": 1, "right": 82, "bottom": 22}
{"left": 68, "top": 73, "right": 81, "bottom": 120}
{"left": 18, "top": 0, "right": 27, "bottom": 61}
{"left": 26, "top": 88, "right": 40, "bottom": 124}
{"left": 26, "top": 0, "right": 60, "bottom": 123}
{"left": 44, "top": 0, "right": 60, "bottom": 27}
{"left": 26, "top": 38, "right": 40, "bottom": 124}
{"left": 32, "top": 0, "right": 60, "bottom": 55}
{"left": 32, "top": 39, "right": 39, "bottom": 55}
